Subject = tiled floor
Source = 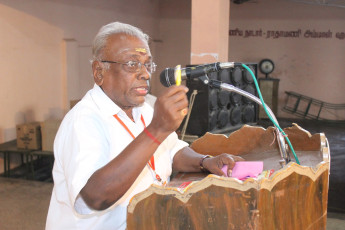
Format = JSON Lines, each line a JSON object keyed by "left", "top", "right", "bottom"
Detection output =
{"left": 0, "top": 178, "right": 52, "bottom": 230}
{"left": 0, "top": 177, "right": 344, "bottom": 229}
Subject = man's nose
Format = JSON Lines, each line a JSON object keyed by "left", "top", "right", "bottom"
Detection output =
{"left": 138, "top": 65, "right": 151, "bottom": 80}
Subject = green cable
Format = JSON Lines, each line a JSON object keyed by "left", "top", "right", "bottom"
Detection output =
{"left": 242, "top": 64, "right": 300, "bottom": 165}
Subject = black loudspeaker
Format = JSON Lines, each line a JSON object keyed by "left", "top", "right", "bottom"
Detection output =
{"left": 185, "top": 63, "right": 258, "bottom": 136}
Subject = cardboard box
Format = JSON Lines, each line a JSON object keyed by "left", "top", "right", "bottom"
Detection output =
{"left": 41, "top": 119, "right": 62, "bottom": 152}
{"left": 16, "top": 122, "right": 42, "bottom": 150}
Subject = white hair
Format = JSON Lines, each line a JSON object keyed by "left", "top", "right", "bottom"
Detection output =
{"left": 92, "top": 22, "right": 149, "bottom": 61}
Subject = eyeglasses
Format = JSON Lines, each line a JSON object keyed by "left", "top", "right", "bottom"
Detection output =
{"left": 101, "top": 60, "right": 157, "bottom": 74}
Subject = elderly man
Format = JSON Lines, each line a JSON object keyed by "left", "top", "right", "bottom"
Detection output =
{"left": 46, "top": 22, "right": 241, "bottom": 230}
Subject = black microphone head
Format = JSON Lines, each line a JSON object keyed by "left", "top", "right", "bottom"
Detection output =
{"left": 159, "top": 68, "right": 175, "bottom": 87}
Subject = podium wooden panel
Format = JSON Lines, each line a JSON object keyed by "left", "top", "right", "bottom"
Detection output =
{"left": 127, "top": 124, "right": 330, "bottom": 230}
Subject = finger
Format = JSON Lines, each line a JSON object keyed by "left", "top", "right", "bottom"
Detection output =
{"left": 232, "top": 156, "right": 245, "bottom": 162}
{"left": 221, "top": 154, "right": 244, "bottom": 163}
{"left": 202, "top": 157, "right": 226, "bottom": 177}
{"left": 223, "top": 155, "right": 244, "bottom": 172}
{"left": 220, "top": 155, "right": 236, "bottom": 169}
{"left": 162, "top": 85, "right": 188, "bottom": 98}
{"left": 212, "top": 166, "right": 227, "bottom": 177}
{"left": 170, "top": 95, "right": 188, "bottom": 109}
{"left": 180, "top": 108, "right": 188, "bottom": 117}
{"left": 216, "top": 156, "right": 233, "bottom": 176}
{"left": 159, "top": 89, "right": 188, "bottom": 111}
{"left": 164, "top": 96, "right": 189, "bottom": 118}
{"left": 225, "top": 159, "right": 236, "bottom": 170}
{"left": 228, "top": 169, "right": 232, "bottom": 177}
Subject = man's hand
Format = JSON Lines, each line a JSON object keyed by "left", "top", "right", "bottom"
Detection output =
{"left": 151, "top": 85, "right": 189, "bottom": 133}
{"left": 202, "top": 153, "right": 244, "bottom": 176}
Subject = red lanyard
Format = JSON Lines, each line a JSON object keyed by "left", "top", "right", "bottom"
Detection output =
{"left": 113, "top": 114, "right": 164, "bottom": 184}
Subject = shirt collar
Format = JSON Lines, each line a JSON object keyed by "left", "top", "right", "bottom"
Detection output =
{"left": 90, "top": 84, "right": 143, "bottom": 122}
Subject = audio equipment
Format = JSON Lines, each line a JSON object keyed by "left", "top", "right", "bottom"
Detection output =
{"left": 184, "top": 63, "right": 258, "bottom": 136}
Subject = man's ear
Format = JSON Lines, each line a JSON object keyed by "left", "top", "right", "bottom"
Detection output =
{"left": 92, "top": 61, "right": 104, "bottom": 86}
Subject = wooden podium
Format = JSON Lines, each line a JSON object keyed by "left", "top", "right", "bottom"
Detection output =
{"left": 127, "top": 124, "right": 330, "bottom": 230}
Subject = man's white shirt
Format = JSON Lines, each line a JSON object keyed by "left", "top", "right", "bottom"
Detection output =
{"left": 46, "top": 84, "right": 188, "bottom": 230}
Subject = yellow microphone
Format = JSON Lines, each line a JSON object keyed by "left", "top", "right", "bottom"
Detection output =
{"left": 174, "top": 65, "right": 181, "bottom": 86}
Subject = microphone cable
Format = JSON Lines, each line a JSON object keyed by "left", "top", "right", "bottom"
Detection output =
{"left": 242, "top": 63, "right": 300, "bottom": 165}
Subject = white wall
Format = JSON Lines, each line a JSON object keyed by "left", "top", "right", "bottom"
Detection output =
{"left": 153, "top": 0, "right": 345, "bottom": 121}
{"left": 0, "top": 0, "right": 160, "bottom": 144}
{"left": 153, "top": 0, "right": 191, "bottom": 96}
{"left": 228, "top": 0, "right": 345, "bottom": 119}
{"left": 0, "top": 4, "right": 64, "bottom": 141}
{"left": 0, "top": 0, "right": 160, "bottom": 172}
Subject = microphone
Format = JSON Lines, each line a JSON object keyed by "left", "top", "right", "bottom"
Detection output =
{"left": 160, "top": 62, "right": 239, "bottom": 87}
